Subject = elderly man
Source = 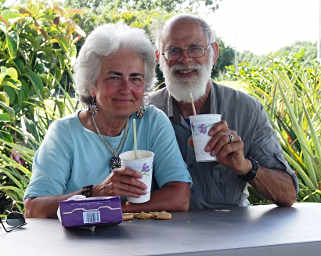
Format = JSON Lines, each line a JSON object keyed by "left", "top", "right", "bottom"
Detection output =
{"left": 149, "top": 14, "right": 298, "bottom": 209}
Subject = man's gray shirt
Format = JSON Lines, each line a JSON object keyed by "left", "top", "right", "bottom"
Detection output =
{"left": 148, "top": 82, "right": 298, "bottom": 209}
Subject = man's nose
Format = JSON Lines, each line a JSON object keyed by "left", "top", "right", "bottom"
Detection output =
{"left": 178, "top": 49, "right": 193, "bottom": 64}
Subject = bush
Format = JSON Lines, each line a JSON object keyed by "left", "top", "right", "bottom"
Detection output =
{"left": 227, "top": 54, "right": 321, "bottom": 203}
{"left": 0, "top": 0, "right": 82, "bottom": 212}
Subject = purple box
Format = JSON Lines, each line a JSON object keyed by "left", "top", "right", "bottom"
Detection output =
{"left": 59, "top": 196, "right": 122, "bottom": 227}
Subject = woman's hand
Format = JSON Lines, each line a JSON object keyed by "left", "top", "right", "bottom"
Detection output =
{"left": 93, "top": 168, "right": 147, "bottom": 198}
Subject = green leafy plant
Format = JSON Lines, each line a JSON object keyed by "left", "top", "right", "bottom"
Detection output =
{"left": 228, "top": 55, "right": 321, "bottom": 203}
{"left": 0, "top": 0, "right": 82, "bottom": 212}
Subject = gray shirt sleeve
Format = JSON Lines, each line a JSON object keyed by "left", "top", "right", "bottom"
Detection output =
{"left": 213, "top": 84, "right": 298, "bottom": 194}
{"left": 241, "top": 97, "right": 299, "bottom": 193}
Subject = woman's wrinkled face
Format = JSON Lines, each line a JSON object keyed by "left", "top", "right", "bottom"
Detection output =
{"left": 90, "top": 48, "right": 145, "bottom": 120}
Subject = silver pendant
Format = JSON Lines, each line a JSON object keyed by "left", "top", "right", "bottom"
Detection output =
{"left": 135, "top": 106, "right": 144, "bottom": 119}
{"left": 110, "top": 156, "right": 121, "bottom": 169}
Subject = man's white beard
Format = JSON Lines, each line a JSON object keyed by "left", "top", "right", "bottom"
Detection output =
{"left": 160, "top": 58, "right": 213, "bottom": 103}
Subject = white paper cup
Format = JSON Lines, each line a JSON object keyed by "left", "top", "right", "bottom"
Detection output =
{"left": 119, "top": 150, "right": 154, "bottom": 203}
{"left": 189, "top": 114, "right": 222, "bottom": 162}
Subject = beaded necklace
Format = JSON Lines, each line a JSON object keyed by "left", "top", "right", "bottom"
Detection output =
{"left": 91, "top": 113, "right": 129, "bottom": 169}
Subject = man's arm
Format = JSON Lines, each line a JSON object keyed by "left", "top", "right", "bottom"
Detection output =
{"left": 122, "top": 181, "right": 190, "bottom": 212}
{"left": 249, "top": 166, "right": 296, "bottom": 207}
{"left": 205, "top": 120, "right": 297, "bottom": 207}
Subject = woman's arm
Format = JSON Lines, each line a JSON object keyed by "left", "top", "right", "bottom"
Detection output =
{"left": 122, "top": 181, "right": 190, "bottom": 213}
{"left": 24, "top": 191, "right": 81, "bottom": 218}
{"left": 24, "top": 168, "right": 148, "bottom": 218}
{"left": 24, "top": 119, "right": 74, "bottom": 218}
{"left": 25, "top": 181, "right": 190, "bottom": 218}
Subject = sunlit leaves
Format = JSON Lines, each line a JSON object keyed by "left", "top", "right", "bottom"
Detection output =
{"left": 0, "top": 0, "right": 83, "bottom": 212}
{"left": 230, "top": 55, "right": 321, "bottom": 202}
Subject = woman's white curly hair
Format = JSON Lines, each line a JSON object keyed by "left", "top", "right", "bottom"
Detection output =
{"left": 74, "top": 23, "right": 156, "bottom": 106}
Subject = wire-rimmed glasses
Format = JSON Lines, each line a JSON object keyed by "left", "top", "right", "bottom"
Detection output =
{"left": 0, "top": 211, "right": 26, "bottom": 232}
{"left": 162, "top": 45, "right": 210, "bottom": 61}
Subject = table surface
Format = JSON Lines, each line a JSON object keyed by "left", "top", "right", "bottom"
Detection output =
{"left": 2, "top": 202, "right": 321, "bottom": 256}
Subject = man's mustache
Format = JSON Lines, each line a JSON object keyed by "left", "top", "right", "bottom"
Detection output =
{"left": 171, "top": 64, "right": 202, "bottom": 73}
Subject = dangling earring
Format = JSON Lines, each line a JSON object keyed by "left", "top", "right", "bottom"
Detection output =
{"left": 88, "top": 96, "right": 98, "bottom": 116}
{"left": 135, "top": 106, "right": 145, "bottom": 119}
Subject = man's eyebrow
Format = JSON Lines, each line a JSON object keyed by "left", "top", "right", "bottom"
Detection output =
{"left": 167, "top": 41, "right": 204, "bottom": 48}
{"left": 189, "top": 41, "right": 204, "bottom": 47}
{"left": 130, "top": 73, "right": 144, "bottom": 77}
{"left": 107, "top": 71, "right": 122, "bottom": 76}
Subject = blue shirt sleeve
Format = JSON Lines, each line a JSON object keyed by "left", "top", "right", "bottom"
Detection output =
{"left": 24, "top": 119, "right": 73, "bottom": 199}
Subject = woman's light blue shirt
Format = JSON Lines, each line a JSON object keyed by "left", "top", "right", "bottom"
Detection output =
{"left": 24, "top": 105, "right": 192, "bottom": 199}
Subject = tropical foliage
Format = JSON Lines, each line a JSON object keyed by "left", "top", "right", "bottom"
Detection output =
{"left": 65, "top": 0, "right": 222, "bottom": 13}
{"left": 227, "top": 51, "right": 321, "bottom": 203}
{"left": 0, "top": 0, "right": 81, "bottom": 212}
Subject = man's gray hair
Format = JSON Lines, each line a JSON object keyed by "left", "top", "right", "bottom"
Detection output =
{"left": 74, "top": 23, "right": 156, "bottom": 106}
{"left": 155, "top": 14, "right": 216, "bottom": 51}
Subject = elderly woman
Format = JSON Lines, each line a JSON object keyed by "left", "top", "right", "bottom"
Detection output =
{"left": 24, "top": 23, "right": 192, "bottom": 218}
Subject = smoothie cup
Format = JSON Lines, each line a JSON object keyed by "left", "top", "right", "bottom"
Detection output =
{"left": 189, "top": 114, "right": 222, "bottom": 162}
{"left": 119, "top": 150, "right": 154, "bottom": 203}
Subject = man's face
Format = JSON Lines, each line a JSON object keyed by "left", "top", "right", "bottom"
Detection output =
{"left": 159, "top": 19, "right": 214, "bottom": 103}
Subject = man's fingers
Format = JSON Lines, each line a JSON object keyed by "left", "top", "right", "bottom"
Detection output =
{"left": 208, "top": 120, "right": 228, "bottom": 136}
{"left": 188, "top": 137, "right": 194, "bottom": 148}
{"left": 205, "top": 131, "right": 227, "bottom": 153}
{"left": 212, "top": 131, "right": 237, "bottom": 154}
{"left": 215, "top": 139, "right": 242, "bottom": 158}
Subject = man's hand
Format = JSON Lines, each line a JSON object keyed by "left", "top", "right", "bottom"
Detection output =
{"left": 93, "top": 168, "right": 147, "bottom": 198}
{"left": 201, "top": 120, "right": 251, "bottom": 175}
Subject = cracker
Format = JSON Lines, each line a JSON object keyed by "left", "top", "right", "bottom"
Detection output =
{"left": 134, "top": 212, "right": 154, "bottom": 219}
{"left": 124, "top": 211, "right": 172, "bottom": 221}
{"left": 122, "top": 213, "right": 135, "bottom": 221}
{"left": 153, "top": 211, "right": 172, "bottom": 220}
{"left": 149, "top": 212, "right": 160, "bottom": 218}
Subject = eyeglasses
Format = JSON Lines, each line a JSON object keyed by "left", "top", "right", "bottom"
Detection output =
{"left": 0, "top": 211, "right": 26, "bottom": 232}
{"left": 162, "top": 45, "right": 210, "bottom": 61}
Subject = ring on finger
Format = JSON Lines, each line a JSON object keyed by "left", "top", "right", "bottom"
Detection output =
{"left": 228, "top": 134, "right": 235, "bottom": 144}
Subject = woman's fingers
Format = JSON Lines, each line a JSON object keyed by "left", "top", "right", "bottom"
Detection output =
{"left": 113, "top": 168, "right": 146, "bottom": 189}
{"left": 103, "top": 167, "right": 147, "bottom": 197}
{"left": 111, "top": 181, "right": 147, "bottom": 197}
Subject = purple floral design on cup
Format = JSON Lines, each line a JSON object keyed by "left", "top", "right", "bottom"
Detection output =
{"left": 198, "top": 124, "right": 208, "bottom": 134}
{"left": 141, "top": 163, "right": 150, "bottom": 177}
{"left": 191, "top": 123, "right": 212, "bottom": 136}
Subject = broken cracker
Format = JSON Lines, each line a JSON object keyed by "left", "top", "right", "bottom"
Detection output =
{"left": 122, "top": 213, "right": 135, "bottom": 221}
{"left": 153, "top": 211, "right": 172, "bottom": 220}
{"left": 134, "top": 212, "right": 154, "bottom": 219}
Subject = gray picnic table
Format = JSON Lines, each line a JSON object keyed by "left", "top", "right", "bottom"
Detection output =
{"left": 2, "top": 202, "right": 321, "bottom": 256}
